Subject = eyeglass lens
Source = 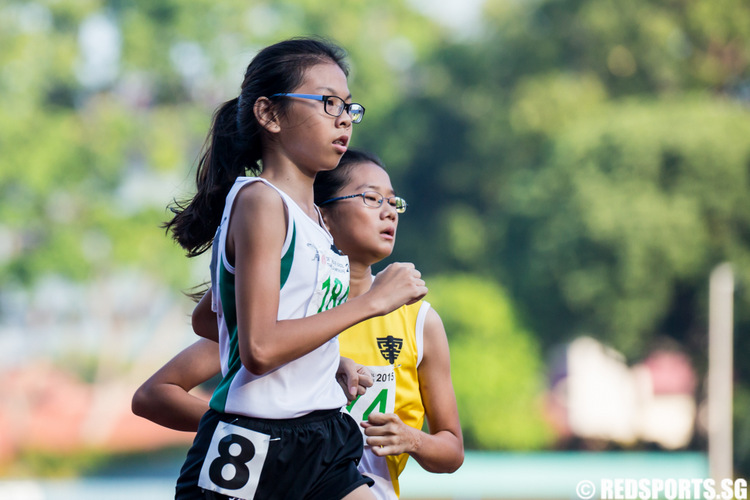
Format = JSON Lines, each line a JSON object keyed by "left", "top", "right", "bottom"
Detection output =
{"left": 324, "top": 96, "right": 364, "bottom": 123}
{"left": 362, "top": 192, "right": 407, "bottom": 213}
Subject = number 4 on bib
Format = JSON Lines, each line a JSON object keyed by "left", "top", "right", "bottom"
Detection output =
{"left": 345, "top": 365, "right": 396, "bottom": 424}
{"left": 347, "top": 388, "right": 389, "bottom": 421}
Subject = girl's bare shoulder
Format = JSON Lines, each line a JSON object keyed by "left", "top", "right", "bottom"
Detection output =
{"left": 233, "top": 180, "right": 286, "bottom": 217}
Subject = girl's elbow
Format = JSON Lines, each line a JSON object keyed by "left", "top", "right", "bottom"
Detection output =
{"left": 240, "top": 344, "right": 275, "bottom": 376}
{"left": 453, "top": 437, "right": 465, "bottom": 471}
{"left": 193, "top": 313, "right": 218, "bottom": 341}
{"left": 447, "top": 449, "right": 464, "bottom": 473}
{"left": 131, "top": 386, "right": 151, "bottom": 418}
{"left": 430, "top": 453, "right": 464, "bottom": 474}
{"left": 433, "top": 440, "right": 464, "bottom": 473}
{"left": 191, "top": 314, "right": 203, "bottom": 336}
{"left": 244, "top": 361, "right": 271, "bottom": 376}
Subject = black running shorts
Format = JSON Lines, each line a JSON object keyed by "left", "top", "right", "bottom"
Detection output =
{"left": 175, "top": 408, "right": 373, "bottom": 500}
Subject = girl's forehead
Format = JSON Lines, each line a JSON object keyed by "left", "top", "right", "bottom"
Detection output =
{"left": 300, "top": 62, "right": 349, "bottom": 95}
{"left": 342, "top": 162, "right": 393, "bottom": 192}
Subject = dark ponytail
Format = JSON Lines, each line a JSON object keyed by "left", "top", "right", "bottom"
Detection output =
{"left": 164, "top": 98, "right": 255, "bottom": 256}
{"left": 165, "top": 37, "right": 350, "bottom": 257}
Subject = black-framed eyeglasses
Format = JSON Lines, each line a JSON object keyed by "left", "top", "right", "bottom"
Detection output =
{"left": 319, "top": 191, "right": 407, "bottom": 213}
{"left": 270, "top": 93, "right": 365, "bottom": 124}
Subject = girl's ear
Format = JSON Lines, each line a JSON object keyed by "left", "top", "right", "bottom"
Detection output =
{"left": 254, "top": 97, "right": 281, "bottom": 133}
{"left": 320, "top": 209, "right": 332, "bottom": 232}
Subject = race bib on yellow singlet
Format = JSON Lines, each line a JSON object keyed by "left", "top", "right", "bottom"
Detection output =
{"left": 344, "top": 365, "right": 396, "bottom": 445}
{"left": 198, "top": 421, "right": 271, "bottom": 500}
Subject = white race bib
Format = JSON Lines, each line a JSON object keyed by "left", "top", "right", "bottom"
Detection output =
{"left": 345, "top": 365, "right": 396, "bottom": 446}
{"left": 306, "top": 243, "right": 349, "bottom": 316}
{"left": 198, "top": 421, "right": 271, "bottom": 500}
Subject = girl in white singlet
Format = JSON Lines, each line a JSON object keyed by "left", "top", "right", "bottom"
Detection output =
{"left": 163, "top": 38, "right": 427, "bottom": 500}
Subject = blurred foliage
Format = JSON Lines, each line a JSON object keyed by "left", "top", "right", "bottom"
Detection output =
{"left": 371, "top": 0, "right": 750, "bottom": 461}
{"left": 503, "top": 97, "right": 750, "bottom": 356}
{"left": 5, "top": 446, "right": 189, "bottom": 478}
{"left": 1, "top": 0, "right": 750, "bottom": 462}
{"left": 427, "top": 274, "right": 553, "bottom": 450}
{"left": 6, "top": 449, "right": 111, "bottom": 478}
{"left": 0, "top": 0, "right": 443, "bottom": 290}
{"left": 381, "top": 0, "right": 750, "bottom": 360}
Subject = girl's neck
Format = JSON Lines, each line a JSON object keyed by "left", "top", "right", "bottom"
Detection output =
{"left": 347, "top": 261, "right": 374, "bottom": 299}
{"left": 260, "top": 154, "right": 317, "bottom": 219}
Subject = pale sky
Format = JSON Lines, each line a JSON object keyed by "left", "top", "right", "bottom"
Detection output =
{"left": 408, "top": 0, "right": 487, "bottom": 37}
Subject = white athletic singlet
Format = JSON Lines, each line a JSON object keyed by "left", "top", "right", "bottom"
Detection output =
{"left": 208, "top": 177, "right": 350, "bottom": 419}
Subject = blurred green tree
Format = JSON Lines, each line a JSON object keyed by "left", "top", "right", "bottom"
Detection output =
{"left": 378, "top": 0, "right": 750, "bottom": 359}
{"left": 427, "top": 274, "right": 553, "bottom": 450}
{"left": 370, "top": 0, "right": 750, "bottom": 461}
{"left": 0, "top": 0, "right": 443, "bottom": 289}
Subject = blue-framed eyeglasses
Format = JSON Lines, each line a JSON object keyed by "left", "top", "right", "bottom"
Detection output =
{"left": 319, "top": 191, "right": 407, "bottom": 213}
{"left": 270, "top": 93, "right": 365, "bottom": 123}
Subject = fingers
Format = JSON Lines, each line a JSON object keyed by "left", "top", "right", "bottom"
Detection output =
{"left": 406, "top": 275, "right": 429, "bottom": 305}
{"left": 359, "top": 412, "right": 393, "bottom": 432}
{"left": 364, "top": 430, "right": 396, "bottom": 454}
{"left": 393, "top": 261, "right": 415, "bottom": 271}
{"left": 362, "top": 413, "right": 400, "bottom": 438}
{"left": 376, "top": 262, "right": 416, "bottom": 276}
{"left": 406, "top": 286, "right": 428, "bottom": 305}
{"left": 336, "top": 373, "right": 357, "bottom": 402}
{"left": 369, "top": 443, "right": 400, "bottom": 457}
{"left": 355, "top": 368, "right": 372, "bottom": 396}
{"left": 378, "top": 263, "right": 426, "bottom": 291}
{"left": 365, "top": 412, "right": 391, "bottom": 426}
{"left": 336, "top": 357, "right": 360, "bottom": 400}
{"left": 337, "top": 361, "right": 373, "bottom": 400}
{"left": 370, "top": 262, "right": 429, "bottom": 315}
{"left": 364, "top": 429, "right": 402, "bottom": 456}
{"left": 356, "top": 366, "right": 374, "bottom": 389}
{"left": 361, "top": 413, "right": 417, "bottom": 456}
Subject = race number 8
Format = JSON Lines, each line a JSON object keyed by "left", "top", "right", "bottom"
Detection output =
{"left": 208, "top": 434, "right": 255, "bottom": 489}
{"left": 198, "top": 422, "right": 270, "bottom": 499}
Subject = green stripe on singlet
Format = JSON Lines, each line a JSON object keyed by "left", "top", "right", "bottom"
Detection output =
{"left": 209, "top": 222, "right": 296, "bottom": 412}
{"left": 209, "top": 261, "right": 239, "bottom": 412}
{"left": 280, "top": 221, "right": 295, "bottom": 289}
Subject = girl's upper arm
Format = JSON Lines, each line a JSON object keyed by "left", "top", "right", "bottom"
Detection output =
{"left": 228, "top": 182, "right": 288, "bottom": 372}
{"left": 418, "top": 308, "right": 463, "bottom": 442}
{"left": 193, "top": 289, "right": 218, "bottom": 342}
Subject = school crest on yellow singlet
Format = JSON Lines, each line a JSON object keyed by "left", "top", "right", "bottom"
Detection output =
{"left": 377, "top": 335, "right": 403, "bottom": 364}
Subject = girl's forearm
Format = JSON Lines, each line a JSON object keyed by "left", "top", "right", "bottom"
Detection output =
{"left": 409, "top": 429, "right": 464, "bottom": 473}
{"left": 132, "top": 384, "right": 209, "bottom": 432}
{"left": 240, "top": 293, "right": 381, "bottom": 374}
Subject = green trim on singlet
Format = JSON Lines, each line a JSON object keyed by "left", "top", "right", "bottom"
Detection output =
{"left": 279, "top": 221, "right": 296, "bottom": 289}
{"left": 209, "top": 221, "right": 296, "bottom": 412}
{"left": 209, "top": 261, "right": 239, "bottom": 412}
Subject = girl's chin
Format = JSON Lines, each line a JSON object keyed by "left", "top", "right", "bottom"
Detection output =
{"left": 348, "top": 249, "right": 393, "bottom": 267}
{"left": 374, "top": 246, "right": 395, "bottom": 261}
